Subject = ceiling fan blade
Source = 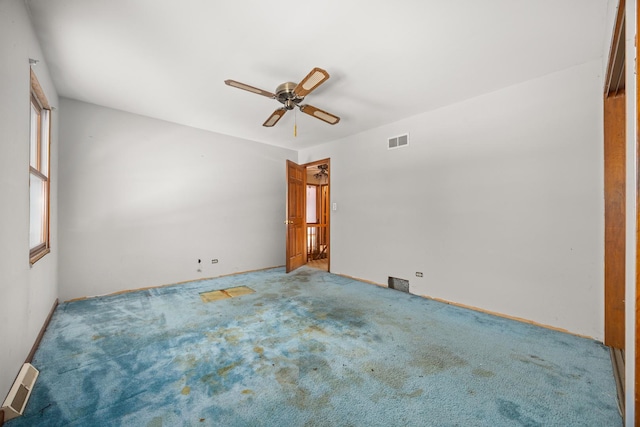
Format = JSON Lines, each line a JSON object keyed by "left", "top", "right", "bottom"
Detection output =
{"left": 293, "top": 67, "right": 330, "bottom": 97}
{"left": 263, "top": 108, "right": 287, "bottom": 127}
{"left": 225, "top": 79, "right": 275, "bottom": 98}
{"left": 299, "top": 104, "right": 340, "bottom": 125}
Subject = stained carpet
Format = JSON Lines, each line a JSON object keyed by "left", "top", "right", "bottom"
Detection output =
{"left": 7, "top": 267, "right": 621, "bottom": 426}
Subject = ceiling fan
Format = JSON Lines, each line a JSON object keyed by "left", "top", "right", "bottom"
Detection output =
{"left": 225, "top": 67, "right": 340, "bottom": 128}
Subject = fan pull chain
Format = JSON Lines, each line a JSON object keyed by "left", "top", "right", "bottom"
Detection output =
{"left": 294, "top": 109, "right": 297, "bottom": 137}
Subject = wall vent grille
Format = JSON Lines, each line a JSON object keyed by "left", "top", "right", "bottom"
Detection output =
{"left": 388, "top": 133, "right": 409, "bottom": 150}
{"left": 388, "top": 276, "right": 410, "bottom": 293}
{"left": 1, "top": 363, "right": 39, "bottom": 421}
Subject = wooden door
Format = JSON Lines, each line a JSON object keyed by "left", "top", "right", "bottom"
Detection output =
{"left": 601, "top": 1, "right": 628, "bottom": 418}
{"left": 286, "top": 160, "right": 306, "bottom": 272}
{"left": 604, "top": 92, "right": 626, "bottom": 349}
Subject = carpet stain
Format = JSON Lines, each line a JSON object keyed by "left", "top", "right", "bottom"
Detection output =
{"left": 200, "top": 372, "right": 219, "bottom": 390}
{"left": 217, "top": 361, "right": 240, "bottom": 377}
{"left": 303, "top": 339, "right": 327, "bottom": 354}
{"left": 275, "top": 366, "right": 298, "bottom": 386}
{"left": 323, "top": 305, "right": 366, "bottom": 328}
{"left": 175, "top": 354, "right": 198, "bottom": 370}
{"left": 222, "top": 328, "right": 244, "bottom": 345}
{"left": 303, "top": 324, "right": 327, "bottom": 335}
{"left": 410, "top": 345, "right": 468, "bottom": 375}
{"left": 472, "top": 367, "right": 495, "bottom": 378}
{"left": 497, "top": 399, "right": 542, "bottom": 427}
{"left": 241, "top": 389, "right": 253, "bottom": 395}
{"left": 181, "top": 386, "right": 191, "bottom": 395}
{"left": 296, "top": 354, "right": 331, "bottom": 378}
{"left": 404, "top": 389, "right": 424, "bottom": 398}
{"left": 512, "top": 354, "right": 555, "bottom": 371}
{"left": 146, "top": 416, "right": 163, "bottom": 427}
{"left": 290, "top": 386, "right": 331, "bottom": 411}
{"left": 253, "top": 346, "right": 264, "bottom": 355}
{"left": 364, "top": 362, "right": 408, "bottom": 389}
{"left": 314, "top": 311, "right": 328, "bottom": 320}
{"left": 205, "top": 331, "right": 219, "bottom": 342}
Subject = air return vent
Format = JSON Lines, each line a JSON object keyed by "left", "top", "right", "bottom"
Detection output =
{"left": 1, "top": 363, "right": 39, "bottom": 421}
{"left": 388, "top": 133, "right": 409, "bottom": 150}
{"left": 388, "top": 276, "right": 410, "bottom": 293}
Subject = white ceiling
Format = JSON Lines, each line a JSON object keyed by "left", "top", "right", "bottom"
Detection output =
{"left": 25, "top": 0, "right": 611, "bottom": 150}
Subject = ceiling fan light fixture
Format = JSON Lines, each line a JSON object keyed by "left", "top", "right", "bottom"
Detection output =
{"left": 225, "top": 67, "right": 339, "bottom": 128}
{"left": 313, "top": 163, "right": 329, "bottom": 180}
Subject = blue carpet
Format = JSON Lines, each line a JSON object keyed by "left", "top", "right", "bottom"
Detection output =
{"left": 8, "top": 267, "right": 621, "bottom": 426}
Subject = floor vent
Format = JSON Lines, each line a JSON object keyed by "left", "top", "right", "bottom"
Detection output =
{"left": 388, "top": 133, "right": 409, "bottom": 150}
{"left": 388, "top": 277, "right": 410, "bottom": 293}
{"left": 1, "top": 363, "right": 39, "bottom": 421}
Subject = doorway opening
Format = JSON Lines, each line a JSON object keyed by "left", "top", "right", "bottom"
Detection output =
{"left": 305, "top": 161, "right": 330, "bottom": 271}
{"left": 285, "top": 158, "right": 330, "bottom": 273}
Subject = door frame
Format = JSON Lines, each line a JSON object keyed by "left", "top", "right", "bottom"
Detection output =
{"left": 303, "top": 158, "right": 331, "bottom": 272}
{"left": 285, "top": 160, "right": 307, "bottom": 273}
{"left": 604, "top": 0, "right": 626, "bottom": 351}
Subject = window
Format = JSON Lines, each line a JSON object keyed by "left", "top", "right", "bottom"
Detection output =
{"left": 306, "top": 185, "right": 318, "bottom": 223}
{"left": 29, "top": 70, "right": 51, "bottom": 264}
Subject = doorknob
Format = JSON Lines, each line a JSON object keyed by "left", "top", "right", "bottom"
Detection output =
{"left": 284, "top": 220, "right": 292, "bottom": 224}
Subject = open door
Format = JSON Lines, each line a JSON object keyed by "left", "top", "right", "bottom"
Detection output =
{"left": 604, "top": 0, "right": 626, "bottom": 353}
{"left": 286, "top": 160, "right": 306, "bottom": 272}
{"left": 604, "top": 92, "right": 626, "bottom": 350}
{"left": 603, "top": 0, "right": 626, "bottom": 418}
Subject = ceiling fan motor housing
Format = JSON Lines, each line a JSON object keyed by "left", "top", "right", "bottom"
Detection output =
{"left": 276, "top": 82, "right": 303, "bottom": 109}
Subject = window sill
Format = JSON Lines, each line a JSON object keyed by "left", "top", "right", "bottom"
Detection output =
{"left": 30, "top": 247, "right": 50, "bottom": 265}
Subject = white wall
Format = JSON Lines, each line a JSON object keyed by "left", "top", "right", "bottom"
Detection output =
{"left": 0, "top": 0, "right": 59, "bottom": 400}
{"left": 58, "top": 99, "right": 296, "bottom": 301}
{"left": 300, "top": 60, "right": 604, "bottom": 339}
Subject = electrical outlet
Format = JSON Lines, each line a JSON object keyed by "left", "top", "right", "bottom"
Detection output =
{"left": 415, "top": 272, "right": 423, "bottom": 277}
{"left": 211, "top": 259, "right": 218, "bottom": 264}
